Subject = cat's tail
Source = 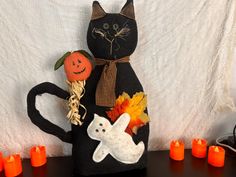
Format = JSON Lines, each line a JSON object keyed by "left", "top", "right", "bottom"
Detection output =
{"left": 27, "top": 82, "right": 72, "bottom": 143}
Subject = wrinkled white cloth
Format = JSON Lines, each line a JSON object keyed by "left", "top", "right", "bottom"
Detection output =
{"left": 0, "top": 0, "right": 235, "bottom": 158}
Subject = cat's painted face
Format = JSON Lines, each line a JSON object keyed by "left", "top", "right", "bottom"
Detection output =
{"left": 87, "top": 0, "right": 137, "bottom": 60}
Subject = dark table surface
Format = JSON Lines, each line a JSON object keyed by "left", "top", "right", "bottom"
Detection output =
{"left": 0, "top": 150, "right": 235, "bottom": 177}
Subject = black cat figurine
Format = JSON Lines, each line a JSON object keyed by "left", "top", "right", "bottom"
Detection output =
{"left": 27, "top": 0, "right": 149, "bottom": 176}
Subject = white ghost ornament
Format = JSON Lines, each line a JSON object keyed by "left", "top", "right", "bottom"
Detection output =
{"left": 87, "top": 113, "right": 145, "bottom": 164}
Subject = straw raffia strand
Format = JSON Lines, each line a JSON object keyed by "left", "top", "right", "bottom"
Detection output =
{"left": 67, "top": 80, "right": 87, "bottom": 126}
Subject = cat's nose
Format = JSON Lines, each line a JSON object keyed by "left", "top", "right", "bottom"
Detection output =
{"left": 106, "top": 33, "right": 114, "bottom": 41}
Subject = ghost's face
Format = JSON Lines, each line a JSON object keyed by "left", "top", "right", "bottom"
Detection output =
{"left": 87, "top": 114, "right": 112, "bottom": 141}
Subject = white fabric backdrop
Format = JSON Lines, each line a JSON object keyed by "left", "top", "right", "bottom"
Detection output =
{"left": 0, "top": 0, "right": 236, "bottom": 158}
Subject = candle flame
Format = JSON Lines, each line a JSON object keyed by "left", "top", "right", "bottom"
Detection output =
{"left": 8, "top": 156, "right": 15, "bottom": 162}
{"left": 214, "top": 147, "right": 219, "bottom": 152}
{"left": 36, "top": 146, "right": 40, "bottom": 153}
{"left": 197, "top": 139, "right": 202, "bottom": 145}
{"left": 175, "top": 141, "right": 180, "bottom": 147}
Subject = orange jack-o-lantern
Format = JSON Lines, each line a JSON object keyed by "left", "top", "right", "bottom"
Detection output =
{"left": 54, "top": 50, "right": 94, "bottom": 82}
{"left": 64, "top": 52, "right": 93, "bottom": 81}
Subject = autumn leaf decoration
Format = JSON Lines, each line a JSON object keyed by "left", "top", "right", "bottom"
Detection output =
{"left": 106, "top": 92, "right": 150, "bottom": 135}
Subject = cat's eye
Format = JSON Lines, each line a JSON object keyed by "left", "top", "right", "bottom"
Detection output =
{"left": 95, "top": 129, "right": 99, "bottom": 132}
{"left": 103, "top": 23, "right": 109, "bottom": 29}
{"left": 113, "top": 24, "right": 119, "bottom": 30}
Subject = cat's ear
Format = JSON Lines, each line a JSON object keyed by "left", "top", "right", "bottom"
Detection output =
{"left": 120, "top": 0, "right": 135, "bottom": 20}
{"left": 91, "top": 1, "right": 106, "bottom": 20}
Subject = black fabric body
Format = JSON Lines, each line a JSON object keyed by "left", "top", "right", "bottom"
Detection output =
{"left": 73, "top": 63, "right": 149, "bottom": 176}
{"left": 27, "top": 82, "right": 72, "bottom": 143}
{"left": 27, "top": 0, "right": 149, "bottom": 176}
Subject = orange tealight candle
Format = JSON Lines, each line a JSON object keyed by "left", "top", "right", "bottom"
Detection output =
{"left": 192, "top": 138, "right": 207, "bottom": 158}
{"left": 30, "top": 146, "right": 47, "bottom": 167}
{"left": 0, "top": 152, "right": 3, "bottom": 172}
{"left": 170, "top": 140, "right": 184, "bottom": 161}
{"left": 208, "top": 146, "right": 225, "bottom": 167}
{"left": 3, "top": 154, "right": 22, "bottom": 177}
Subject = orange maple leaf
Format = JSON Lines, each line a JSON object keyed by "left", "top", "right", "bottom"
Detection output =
{"left": 106, "top": 92, "right": 149, "bottom": 135}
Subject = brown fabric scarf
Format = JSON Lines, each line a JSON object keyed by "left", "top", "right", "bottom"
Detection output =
{"left": 95, "top": 56, "right": 130, "bottom": 107}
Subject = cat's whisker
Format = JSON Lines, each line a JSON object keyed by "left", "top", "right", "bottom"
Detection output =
{"left": 92, "top": 28, "right": 97, "bottom": 39}
{"left": 94, "top": 28, "right": 105, "bottom": 38}
{"left": 94, "top": 28, "right": 114, "bottom": 45}
{"left": 114, "top": 28, "right": 120, "bottom": 34}
{"left": 119, "top": 37, "right": 126, "bottom": 41}
{"left": 115, "top": 27, "right": 130, "bottom": 37}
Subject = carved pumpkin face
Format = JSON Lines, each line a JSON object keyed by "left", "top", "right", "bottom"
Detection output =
{"left": 64, "top": 52, "right": 93, "bottom": 82}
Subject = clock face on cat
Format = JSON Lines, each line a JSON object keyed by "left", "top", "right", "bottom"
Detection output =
{"left": 87, "top": 0, "right": 138, "bottom": 60}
